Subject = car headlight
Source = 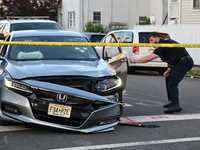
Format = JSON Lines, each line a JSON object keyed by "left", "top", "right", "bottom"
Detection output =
{"left": 4, "top": 78, "right": 33, "bottom": 95}
{"left": 95, "top": 77, "right": 122, "bottom": 92}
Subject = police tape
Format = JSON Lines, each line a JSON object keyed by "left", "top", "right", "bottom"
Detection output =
{"left": 0, "top": 41, "right": 200, "bottom": 47}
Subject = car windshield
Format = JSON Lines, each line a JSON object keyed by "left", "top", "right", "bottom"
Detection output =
{"left": 8, "top": 36, "right": 99, "bottom": 61}
{"left": 11, "top": 23, "right": 62, "bottom": 31}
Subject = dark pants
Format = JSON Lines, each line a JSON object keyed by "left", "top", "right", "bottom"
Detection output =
{"left": 165, "top": 57, "right": 194, "bottom": 106}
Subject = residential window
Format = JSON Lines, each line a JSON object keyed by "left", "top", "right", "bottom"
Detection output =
{"left": 139, "top": 16, "right": 147, "bottom": 22}
{"left": 193, "top": 0, "right": 200, "bottom": 9}
{"left": 93, "top": 12, "right": 101, "bottom": 23}
{"left": 139, "top": 16, "right": 150, "bottom": 25}
{"left": 68, "top": 12, "right": 75, "bottom": 27}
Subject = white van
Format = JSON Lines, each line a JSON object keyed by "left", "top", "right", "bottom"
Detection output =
{"left": 106, "top": 29, "right": 170, "bottom": 75}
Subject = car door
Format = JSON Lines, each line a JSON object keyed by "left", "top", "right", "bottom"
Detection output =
{"left": 102, "top": 33, "right": 127, "bottom": 90}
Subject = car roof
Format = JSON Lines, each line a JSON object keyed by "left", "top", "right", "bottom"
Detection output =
{"left": 82, "top": 32, "right": 106, "bottom": 36}
{"left": 111, "top": 29, "right": 169, "bottom": 34}
{"left": 1, "top": 19, "right": 58, "bottom": 24}
{"left": 10, "top": 30, "right": 84, "bottom": 37}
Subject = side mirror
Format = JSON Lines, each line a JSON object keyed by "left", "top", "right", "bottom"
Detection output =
{"left": 0, "top": 33, "right": 5, "bottom": 40}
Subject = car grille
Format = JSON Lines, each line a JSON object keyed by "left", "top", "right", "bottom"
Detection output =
{"left": 33, "top": 76, "right": 101, "bottom": 92}
{"left": 29, "top": 88, "right": 110, "bottom": 126}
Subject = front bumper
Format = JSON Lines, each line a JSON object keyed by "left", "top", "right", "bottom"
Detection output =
{"left": 0, "top": 81, "right": 121, "bottom": 133}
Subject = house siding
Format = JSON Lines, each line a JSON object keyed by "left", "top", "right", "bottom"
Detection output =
{"left": 110, "top": 0, "right": 151, "bottom": 26}
{"left": 60, "top": 0, "right": 81, "bottom": 31}
{"left": 86, "top": 0, "right": 151, "bottom": 29}
{"left": 181, "top": 0, "right": 200, "bottom": 24}
{"left": 59, "top": 0, "right": 159, "bottom": 32}
{"left": 85, "top": 0, "right": 112, "bottom": 26}
{"left": 150, "top": 0, "right": 166, "bottom": 25}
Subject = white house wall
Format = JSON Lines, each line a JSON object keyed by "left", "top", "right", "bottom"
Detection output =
{"left": 84, "top": 0, "right": 151, "bottom": 30}
{"left": 150, "top": 0, "right": 165, "bottom": 25}
{"left": 181, "top": 0, "right": 200, "bottom": 24}
{"left": 60, "top": 0, "right": 81, "bottom": 31}
{"left": 103, "top": 0, "right": 151, "bottom": 27}
{"left": 84, "top": 0, "right": 112, "bottom": 28}
{"left": 59, "top": 0, "right": 158, "bottom": 32}
{"left": 111, "top": 0, "right": 132, "bottom": 26}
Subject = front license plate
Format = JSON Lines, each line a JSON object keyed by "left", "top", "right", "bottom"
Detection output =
{"left": 48, "top": 103, "right": 71, "bottom": 118}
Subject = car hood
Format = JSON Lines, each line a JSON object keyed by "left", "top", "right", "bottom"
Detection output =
{"left": 4, "top": 59, "right": 116, "bottom": 79}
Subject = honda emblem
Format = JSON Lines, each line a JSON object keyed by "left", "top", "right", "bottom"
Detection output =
{"left": 56, "top": 94, "right": 68, "bottom": 103}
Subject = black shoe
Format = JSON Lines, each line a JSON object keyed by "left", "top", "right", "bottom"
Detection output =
{"left": 164, "top": 105, "right": 182, "bottom": 113}
{"left": 163, "top": 102, "right": 173, "bottom": 108}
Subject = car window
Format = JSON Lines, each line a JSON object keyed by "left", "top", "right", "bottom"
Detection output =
{"left": 0, "top": 23, "right": 4, "bottom": 30}
{"left": 100, "top": 36, "right": 106, "bottom": 42}
{"left": 3, "top": 23, "right": 9, "bottom": 32}
{"left": 105, "top": 34, "right": 118, "bottom": 43}
{"left": 90, "top": 35, "right": 105, "bottom": 42}
{"left": 8, "top": 36, "right": 99, "bottom": 61}
{"left": 105, "top": 34, "right": 121, "bottom": 57}
{"left": 139, "top": 32, "right": 152, "bottom": 43}
{"left": 11, "top": 23, "right": 62, "bottom": 31}
{"left": 2, "top": 23, "right": 9, "bottom": 37}
{"left": 0, "top": 35, "right": 10, "bottom": 56}
{"left": 113, "top": 32, "right": 123, "bottom": 43}
{"left": 122, "top": 31, "right": 133, "bottom": 43}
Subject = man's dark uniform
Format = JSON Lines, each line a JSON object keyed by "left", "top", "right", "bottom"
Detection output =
{"left": 153, "top": 38, "right": 194, "bottom": 113}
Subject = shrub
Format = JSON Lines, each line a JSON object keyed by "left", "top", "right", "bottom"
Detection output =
{"left": 83, "top": 21, "right": 108, "bottom": 33}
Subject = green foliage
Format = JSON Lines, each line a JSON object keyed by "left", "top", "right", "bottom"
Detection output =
{"left": 83, "top": 21, "right": 108, "bottom": 33}
{"left": 187, "top": 71, "right": 200, "bottom": 76}
{"left": 0, "top": 0, "right": 61, "bottom": 20}
{"left": 139, "top": 17, "right": 151, "bottom": 25}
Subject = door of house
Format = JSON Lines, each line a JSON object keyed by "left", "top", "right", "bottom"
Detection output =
{"left": 168, "top": 0, "right": 180, "bottom": 24}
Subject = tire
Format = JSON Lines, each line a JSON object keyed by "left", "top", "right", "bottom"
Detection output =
{"left": 128, "top": 67, "right": 135, "bottom": 74}
{"left": 127, "top": 63, "right": 136, "bottom": 74}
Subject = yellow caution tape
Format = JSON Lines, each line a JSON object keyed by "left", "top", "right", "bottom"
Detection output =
{"left": 0, "top": 41, "right": 200, "bottom": 48}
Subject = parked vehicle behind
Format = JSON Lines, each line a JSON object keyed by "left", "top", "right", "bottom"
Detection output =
{"left": 0, "top": 19, "right": 63, "bottom": 40}
{"left": 105, "top": 29, "right": 170, "bottom": 75}
{"left": 82, "top": 32, "right": 106, "bottom": 42}
{"left": 0, "top": 30, "right": 127, "bottom": 133}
